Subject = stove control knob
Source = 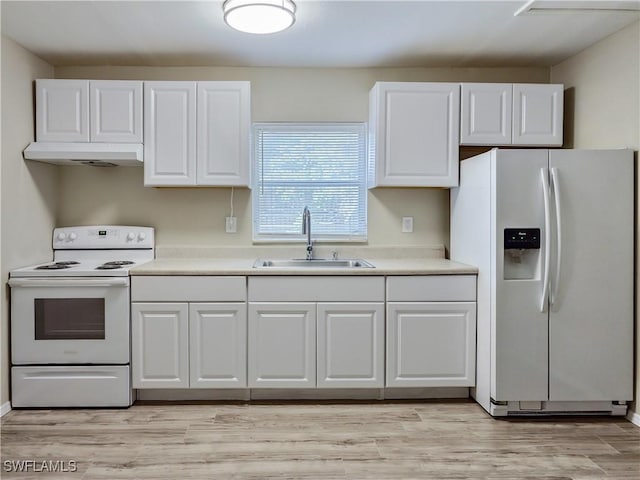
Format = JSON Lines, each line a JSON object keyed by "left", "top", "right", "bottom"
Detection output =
{"left": 56, "top": 232, "right": 66, "bottom": 241}
{"left": 127, "top": 232, "right": 136, "bottom": 241}
{"left": 137, "top": 232, "right": 147, "bottom": 242}
{"left": 68, "top": 232, "right": 77, "bottom": 241}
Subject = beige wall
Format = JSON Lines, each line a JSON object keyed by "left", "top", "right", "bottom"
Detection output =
{"left": 54, "top": 66, "right": 549, "bottom": 249}
{"left": 551, "top": 21, "right": 640, "bottom": 419}
{"left": 0, "top": 35, "right": 57, "bottom": 407}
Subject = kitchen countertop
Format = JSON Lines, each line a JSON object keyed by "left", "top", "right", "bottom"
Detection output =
{"left": 130, "top": 257, "right": 478, "bottom": 276}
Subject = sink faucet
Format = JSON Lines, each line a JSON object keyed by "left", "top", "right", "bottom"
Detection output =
{"left": 302, "top": 206, "right": 313, "bottom": 260}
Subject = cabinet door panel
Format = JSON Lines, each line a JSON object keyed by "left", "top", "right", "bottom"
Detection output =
{"left": 248, "top": 303, "right": 316, "bottom": 388}
{"left": 317, "top": 303, "right": 384, "bottom": 388}
{"left": 132, "top": 303, "right": 189, "bottom": 388}
{"left": 190, "top": 303, "right": 247, "bottom": 388}
{"left": 512, "top": 84, "right": 563, "bottom": 146}
{"left": 386, "top": 302, "right": 476, "bottom": 387}
{"left": 36, "top": 79, "right": 89, "bottom": 142}
{"left": 370, "top": 82, "right": 459, "bottom": 187}
{"left": 144, "top": 82, "right": 196, "bottom": 185}
{"left": 460, "top": 83, "right": 512, "bottom": 145}
{"left": 90, "top": 80, "right": 143, "bottom": 143}
{"left": 197, "top": 82, "right": 250, "bottom": 186}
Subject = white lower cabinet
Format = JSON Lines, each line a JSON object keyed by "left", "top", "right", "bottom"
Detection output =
{"left": 189, "top": 303, "right": 247, "bottom": 388}
{"left": 131, "top": 276, "right": 247, "bottom": 389}
{"left": 248, "top": 303, "right": 316, "bottom": 388}
{"left": 247, "top": 276, "right": 386, "bottom": 388}
{"left": 132, "top": 302, "right": 247, "bottom": 388}
{"left": 130, "top": 274, "right": 477, "bottom": 393}
{"left": 132, "top": 303, "right": 190, "bottom": 388}
{"left": 247, "top": 301, "right": 385, "bottom": 388}
{"left": 385, "top": 275, "right": 477, "bottom": 387}
{"left": 317, "top": 303, "right": 384, "bottom": 388}
{"left": 386, "top": 302, "right": 476, "bottom": 387}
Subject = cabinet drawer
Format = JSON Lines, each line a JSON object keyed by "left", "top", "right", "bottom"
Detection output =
{"left": 386, "top": 275, "right": 476, "bottom": 302}
{"left": 248, "top": 276, "right": 384, "bottom": 302}
{"left": 131, "top": 276, "right": 246, "bottom": 302}
{"left": 12, "top": 366, "right": 130, "bottom": 407}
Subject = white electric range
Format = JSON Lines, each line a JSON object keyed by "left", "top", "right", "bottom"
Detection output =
{"left": 9, "top": 226, "right": 154, "bottom": 408}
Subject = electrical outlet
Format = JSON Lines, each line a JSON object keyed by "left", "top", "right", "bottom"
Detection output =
{"left": 225, "top": 216, "right": 237, "bottom": 233}
{"left": 402, "top": 216, "right": 414, "bottom": 233}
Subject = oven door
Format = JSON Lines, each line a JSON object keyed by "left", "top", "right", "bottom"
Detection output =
{"left": 9, "top": 277, "right": 130, "bottom": 364}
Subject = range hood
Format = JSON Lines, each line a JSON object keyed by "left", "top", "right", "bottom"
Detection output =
{"left": 23, "top": 142, "right": 143, "bottom": 167}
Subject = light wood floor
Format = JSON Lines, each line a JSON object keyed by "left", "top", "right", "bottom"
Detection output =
{"left": 1, "top": 399, "right": 639, "bottom": 479}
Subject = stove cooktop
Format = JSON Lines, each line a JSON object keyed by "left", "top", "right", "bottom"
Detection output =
{"left": 10, "top": 259, "right": 149, "bottom": 277}
{"left": 9, "top": 226, "right": 155, "bottom": 278}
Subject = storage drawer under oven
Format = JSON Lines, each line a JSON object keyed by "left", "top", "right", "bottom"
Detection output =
{"left": 12, "top": 365, "right": 131, "bottom": 407}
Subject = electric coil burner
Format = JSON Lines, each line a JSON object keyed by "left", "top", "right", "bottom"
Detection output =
{"left": 9, "top": 226, "right": 155, "bottom": 408}
{"left": 96, "top": 260, "right": 135, "bottom": 270}
{"left": 36, "top": 263, "right": 72, "bottom": 270}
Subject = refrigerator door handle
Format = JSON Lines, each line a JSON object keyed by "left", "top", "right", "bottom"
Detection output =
{"left": 540, "top": 168, "right": 551, "bottom": 313}
{"left": 550, "top": 167, "right": 562, "bottom": 306}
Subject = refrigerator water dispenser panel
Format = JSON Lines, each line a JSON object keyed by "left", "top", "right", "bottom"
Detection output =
{"left": 503, "top": 228, "right": 541, "bottom": 280}
{"left": 504, "top": 228, "right": 540, "bottom": 249}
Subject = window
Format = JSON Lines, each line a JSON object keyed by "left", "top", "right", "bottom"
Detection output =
{"left": 252, "top": 123, "right": 367, "bottom": 242}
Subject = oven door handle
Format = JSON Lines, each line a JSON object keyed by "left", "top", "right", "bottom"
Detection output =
{"left": 8, "top": 278, "right": 129, "bottom": 288}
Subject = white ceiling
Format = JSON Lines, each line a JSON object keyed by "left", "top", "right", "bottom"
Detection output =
{"left": 1, "top": 0, "right": 639, "bottom": 68}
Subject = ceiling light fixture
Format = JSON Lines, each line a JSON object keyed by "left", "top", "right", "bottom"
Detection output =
{"left": 223, "top": 0, "right": 296, "bottom": 34}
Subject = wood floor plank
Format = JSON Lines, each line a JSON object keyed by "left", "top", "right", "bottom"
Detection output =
{"left": 82, "top": 459, "right": 348, "bottom": 480}
{"left": 1, "top": 400, "right": 638, "bottom": 480}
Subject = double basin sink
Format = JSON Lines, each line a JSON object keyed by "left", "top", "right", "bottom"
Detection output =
{"left": 253, "top": 258, "right": 375, "bottom": 269}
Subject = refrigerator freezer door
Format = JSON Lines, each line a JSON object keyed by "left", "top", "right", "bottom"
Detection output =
{"left": 492, "top": 149, "right": 549, "bottom": 401}
{"left": 548, "top": 149, "right": 633, "bottom": 402}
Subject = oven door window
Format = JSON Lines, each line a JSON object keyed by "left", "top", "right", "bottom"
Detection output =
{"left": 34, "top": 298, "right": 105, "bottom": 340}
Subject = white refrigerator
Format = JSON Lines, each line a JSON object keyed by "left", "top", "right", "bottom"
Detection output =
{"left": 450, "top": 149, "right": 633, "bottom": 416}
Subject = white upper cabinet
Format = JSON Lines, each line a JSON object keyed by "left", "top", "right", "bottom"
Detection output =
{"left": 144, "top": 81, "right": 197, "bottom": 186}
{"left": 460, "top": 83, "right": 563, "bottom": 146}
{"left": 145, "top": 81, "right": 251, "bottom": 187}
{"left": 368, "top": 82, "right": 460, "bottom": 188}
{"left": 512, "top": 84, "right": 563, "bottom": 146}
{"left": 36, "top": 79, "right": 142, "bottom": 143}
{"left": 460, "top": 83, "right": 512, "bottom": 145}
{"left": 36, "top": 79, "right": 90, "bottom": 142}
{"left": 90, "top": 80, "right": 143, "bottom": 143}
{"left": 197, "top": 82, "right": 250, "bottom": 186}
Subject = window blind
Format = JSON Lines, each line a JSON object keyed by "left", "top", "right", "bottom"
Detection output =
{"left": 253, "top": 123, "right": 367, "bottom": 241}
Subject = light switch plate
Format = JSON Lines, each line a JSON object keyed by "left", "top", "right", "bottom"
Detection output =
{"left": 402, "top": 217, "right": 413, "bottom": 233}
